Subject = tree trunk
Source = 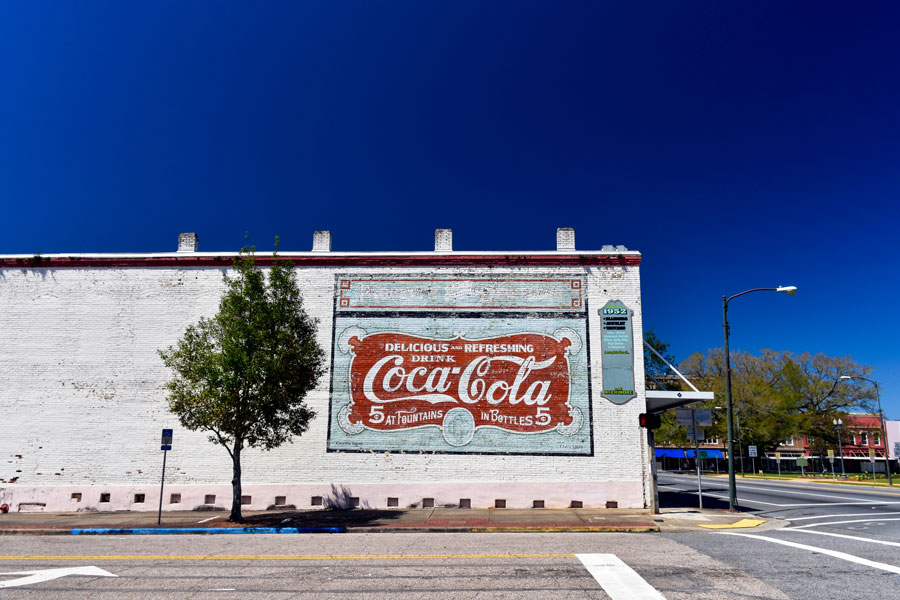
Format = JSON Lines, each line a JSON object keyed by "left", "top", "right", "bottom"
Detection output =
{"left": 230, "top": 441, "right": 243, "bottom": 523}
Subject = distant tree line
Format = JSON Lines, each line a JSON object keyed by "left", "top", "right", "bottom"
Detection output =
{"left": 643, "top": 330, "right": 877, "bottom": 454}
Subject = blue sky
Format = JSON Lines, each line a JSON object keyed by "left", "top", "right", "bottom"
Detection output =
{"left": 2, "top": 2, "right": 899, "bottom": 415}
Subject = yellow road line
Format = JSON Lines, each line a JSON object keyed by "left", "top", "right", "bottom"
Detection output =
{"left": 0, "top": 553, "right": 574, "bottom": 561}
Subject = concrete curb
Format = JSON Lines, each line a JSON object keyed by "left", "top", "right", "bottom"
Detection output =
{"left": 0, "top": 524, "right": 658, "bottom": 535}
{"left": 69, "top": 526, "right": 346, "bottom": 535}
{"left": 349, "top": 524, "right": 659, "bottom": 533}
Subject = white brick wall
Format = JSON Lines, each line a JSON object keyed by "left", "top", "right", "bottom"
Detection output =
{"left": 0, "top": 260, "right": 649, "bottom": 510}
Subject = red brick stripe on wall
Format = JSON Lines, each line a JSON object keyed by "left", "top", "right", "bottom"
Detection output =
{"left": 0, "top": 254, "right": 641, "bottom": 269}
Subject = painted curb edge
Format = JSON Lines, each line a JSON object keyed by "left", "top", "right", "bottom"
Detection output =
{"left": 69, "top": 526, "right": 346, "bottom": 535}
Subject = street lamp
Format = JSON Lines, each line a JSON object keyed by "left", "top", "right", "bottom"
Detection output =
{"left": 723, "top": 285, "right": 797, "bottom": 512}
{"left": 839, "top": 376, "right": 892, "bottom": 485}
{"left": 833, "top": 418, "right": 846, "bottom": 478}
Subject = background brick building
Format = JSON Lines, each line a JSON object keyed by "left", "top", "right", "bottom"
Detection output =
{"left": 0, "top": 229, "right": 653, "bottom": 512}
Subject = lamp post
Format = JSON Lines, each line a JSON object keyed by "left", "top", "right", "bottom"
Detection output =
{"left": 839, "top": 376, "right": 892, "bottom": 485}
{"left": 833, "top": 418, "right": 846, "bottom": 478}
{"left": 723, "top": 285, "right": 797, "bottom": 512}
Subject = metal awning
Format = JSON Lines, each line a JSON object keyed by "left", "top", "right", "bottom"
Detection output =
{"left": 646, "top": 390, "right": 715, "bottom": 413}
{"left": 643, "top": 340, "right": 714, "bottom": 412}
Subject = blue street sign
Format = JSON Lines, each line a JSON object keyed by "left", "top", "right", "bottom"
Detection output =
{"left": 161, "top": 428, "right": 173, "bottom": 451}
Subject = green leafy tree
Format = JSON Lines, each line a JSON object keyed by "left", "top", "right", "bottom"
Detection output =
{"left": 777, "top": 352, "right": 875, "bottom": 457}
{"left": 642, "top": 330, "right": 690, "bottom": 447}
{"left": 678, "top": 348, "right": 873, "bottom": 456}
{"left": 159, "top": 242, "right": 325, "bottom": 522}
{"left": 643, "top": 329, "right": 681, "bottom": 391}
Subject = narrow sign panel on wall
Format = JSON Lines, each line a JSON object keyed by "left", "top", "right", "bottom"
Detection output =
{"left": 327, "top": 274, "right": 593, "bottom": 455}
{"left": 600, "top": 300, "right": 636, "bottom": 403}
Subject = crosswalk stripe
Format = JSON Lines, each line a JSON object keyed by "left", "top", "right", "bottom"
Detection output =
{"left": 577, "top": 553, "right": 666, "bottom": 599}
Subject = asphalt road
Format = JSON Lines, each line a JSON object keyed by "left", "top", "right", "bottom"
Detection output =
{"left": 659, "top": 472, "right": 900, "bottom": 535}
{"left": 3, "top": 477, "right": 900, "bottom": 599}
{"left": 0, "top": 532, "right": 800, "bottom": 599}
{"left": 659, "top": 472, "right": 900, "bottom": 599}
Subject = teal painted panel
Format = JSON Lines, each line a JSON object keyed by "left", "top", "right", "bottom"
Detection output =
{"left": 600, "top": 300, "right": 636, "bottom": 404}
{"left": 327, "top": 274, "right": 592, "bottom": 456}
{"left": 336, "top": 274, "right": 584, "bottom": 312}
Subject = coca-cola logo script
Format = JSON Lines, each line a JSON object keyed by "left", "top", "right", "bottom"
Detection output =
{"left": 336, "top": 328, "right": 585, "bottom": 446}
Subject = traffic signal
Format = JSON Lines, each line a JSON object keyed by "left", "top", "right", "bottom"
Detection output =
{"left": 639, "top": 413, "right": 661, "bottom": 429}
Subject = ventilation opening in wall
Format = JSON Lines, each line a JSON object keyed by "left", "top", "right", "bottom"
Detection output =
{"left": 422, "top": 497, "right": 435, "bottom": 508}
{"left": 348, "top": 497, "right": 360, "bottom": 508}
{"left": 134, "top": 494, "right": 145, "bottom": 504}
{"left": 170, "top": 493, "right": 181, "bottom": 504}
{"left": 275, "top": 496, "right": 286, "bottom": 506}
{"left": 570, "top": 500, "right": 583, "bottom": 509}
{"left": 100, "top": 493, "right": 111, "bottom": 503}
{"left": 494, "top": 499, "right": 506, "bottom": 508}
{"left": 606, "top": 501, "right": 618, "bottom": 509}
{"left": 70, "top": 493, "right": 82, "bottom": 503}
{"left": 205, "top": 495, "right": 216, "bottom": 505}
{"left": 533, "top": 500, "right": 545, "bottom": 509}
{"left": 311, "top": 496, "right": 323, "bottom": 506}
{"left": 459, "top": 498, "right": 471, "bottom": 509}
{"left": 241, "top": 495, "right": 252, "bottom": 505}
{"left": 387, "top": 497, "right": 399, "bottom": 507}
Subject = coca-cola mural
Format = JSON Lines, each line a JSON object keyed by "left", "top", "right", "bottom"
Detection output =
{"left": 327, "top": 274, "right": 592, "bottom": 455}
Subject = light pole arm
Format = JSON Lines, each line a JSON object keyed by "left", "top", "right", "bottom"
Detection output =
{"left": 726, "top": 288, "right": 780, "bottom": 303}
{"left": 722, "top": 285, "right": 796, "bottom": 512}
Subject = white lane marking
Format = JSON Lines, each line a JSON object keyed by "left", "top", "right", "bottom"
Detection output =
{"left": 782, "top": 528, "right": 900, "bottom": 547}
{"left": 716, "top": 532, "right": 900, "bottom": 575}
{"left": 662, "top": 475, "right": 900, "bottom": 497}
{"left": 789, "top": 517, "right": 900, "bottom": 530}
{"left": 576, "top": 553, "right": 666, "bottom": 600}
{"left": 789, "top": 511, "right": 900, "bottom": 521}
{"left": 669, "top": 480, "right": 892, "bottom": 502}
{"left": 0, "top": 566, "right": 117, "bottom": 589}
{"left": 701, "top": 493, "right": 900, "bottom": 508}
{"left": 197, "top": 516, "right": 219, "bottom": 523}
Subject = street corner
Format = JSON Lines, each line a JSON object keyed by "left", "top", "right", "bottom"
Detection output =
{"left": 698, "top": 518, "right": 767, "bottom": 530}
{"left": 652, "top": 508, "right": 778, "bottom": 532}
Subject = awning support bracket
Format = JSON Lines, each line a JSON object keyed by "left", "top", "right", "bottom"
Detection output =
{"left": 643, "top": 339, "right": 699, "bottom": 392}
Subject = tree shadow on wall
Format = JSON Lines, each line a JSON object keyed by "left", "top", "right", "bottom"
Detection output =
{"left": 240, "top": 484, "right": 405, "bottom": 528}
{"left": 324, "top": 483, "right": 368, "bottom": 510}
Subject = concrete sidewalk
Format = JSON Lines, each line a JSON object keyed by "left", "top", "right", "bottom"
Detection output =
{"left": 0, "top": 506, "right": 774, "bottom": 535}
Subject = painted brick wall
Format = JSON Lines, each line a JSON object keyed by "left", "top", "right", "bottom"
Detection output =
{"left": 0, "top": 261, "right": 648, "bottom": 509}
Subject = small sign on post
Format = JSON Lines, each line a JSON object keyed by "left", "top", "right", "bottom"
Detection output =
{"left": 748, "top": 446, "right": 758, "bottom": 458}
{"left": 797, "top": 456, "right": 808, "bottom": 477}
{"left": 686, "top": 427, "right": 705, "bottom": 441}
{"left": 693, "top": 409, "right": 713, "bottom": 427}
{"left": 161, "top": 428, "right": 173, "bottom": 451}
{"left": 775, "top": 452, "right": 781, "bottom": 477}
{"left": 675, "top": 408, "right": 693, "bottom": 427}
{"left": 158, "top": 429, "right": 173, "bottom": 525}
